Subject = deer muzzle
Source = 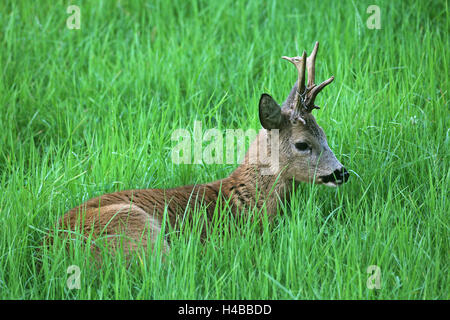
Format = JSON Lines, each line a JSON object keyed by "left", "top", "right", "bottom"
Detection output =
{"left": 319, "top": 167, "right": 350, "bottom": 186}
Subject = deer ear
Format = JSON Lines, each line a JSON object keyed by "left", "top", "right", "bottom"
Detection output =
{"left": 259, "top": 94, "right": 282, "bottom": 130}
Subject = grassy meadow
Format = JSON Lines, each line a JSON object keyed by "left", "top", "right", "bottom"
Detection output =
{"left": 0, "top": 0, "right": 448, "bottom": 299}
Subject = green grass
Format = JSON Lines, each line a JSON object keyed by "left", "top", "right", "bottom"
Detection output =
{"left": 0, "top": 0, "right": 448, "bottom": 299}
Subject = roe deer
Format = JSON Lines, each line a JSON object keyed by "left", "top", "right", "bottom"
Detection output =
{"left": 51, "top": 42, "right": 349, "bottom": 260}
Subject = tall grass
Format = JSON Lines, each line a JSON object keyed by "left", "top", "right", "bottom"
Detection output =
{"left": 0, "top": 0, "right": 448, "bottom": 299}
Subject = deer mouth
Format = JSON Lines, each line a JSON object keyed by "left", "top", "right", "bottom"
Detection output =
{"left": 323, "top": 181, "right": 340, "bottom": 187}
{"left": 319, "top": 168, "right": 350, "bottom": 187}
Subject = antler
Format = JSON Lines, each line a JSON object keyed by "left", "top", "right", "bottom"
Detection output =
{"left": 282, "top": 42, "right": 334, "bottom": 121}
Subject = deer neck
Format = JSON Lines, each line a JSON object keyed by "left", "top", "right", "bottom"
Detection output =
{"left": 215, "top": 129, "right": 291, "bottom": 215}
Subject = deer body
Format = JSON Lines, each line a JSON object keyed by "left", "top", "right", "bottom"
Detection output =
{"left": 61, "top": 131, "right": 288, "bottom": 256}
{"left": 55, "top": 42, "right": 349, "bottom": 260}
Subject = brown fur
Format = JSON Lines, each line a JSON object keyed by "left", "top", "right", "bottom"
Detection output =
{"left": 57, "top": 148, "right": 289, "bottom": 261}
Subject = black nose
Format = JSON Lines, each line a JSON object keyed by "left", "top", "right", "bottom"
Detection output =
{"left": 320, "top": 167, "right": 350, "bottom": 184}
{"left": 341, "top": 167, "right": 350, "bottom": 183}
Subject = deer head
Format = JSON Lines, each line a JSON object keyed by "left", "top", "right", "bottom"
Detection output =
{"left": 258, "top": 42, "right": 349, "bottom": 187}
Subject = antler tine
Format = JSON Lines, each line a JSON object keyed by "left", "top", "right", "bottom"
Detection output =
{"left": 306, "top": 76, "right": 334, "bottom": 109}
{"left": 282, "top": 42, "right": 334, "bottom": 116}
{"left": 306, "top": 41, "right": 319, "bottom": 88}
{"left": 282, "top": 50, "right": 307, "bottom": 96}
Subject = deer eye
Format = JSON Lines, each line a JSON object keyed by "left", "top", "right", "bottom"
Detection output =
{"left": 295, "top": 142, "right": 310, "bottom": 151}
